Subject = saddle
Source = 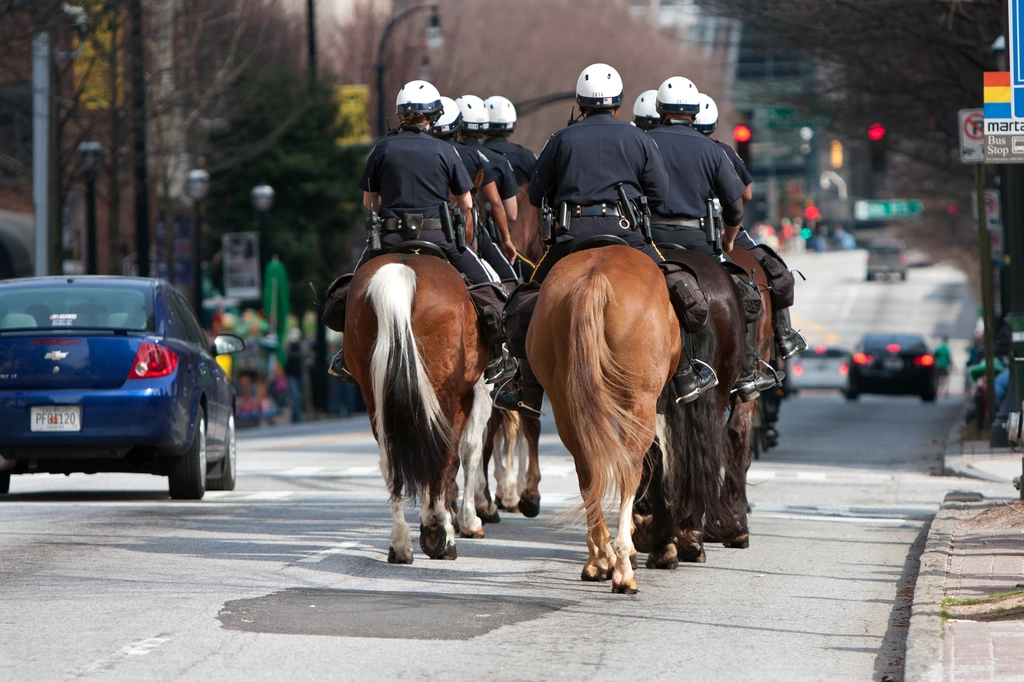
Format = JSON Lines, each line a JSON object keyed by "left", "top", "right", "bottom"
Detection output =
{"left": 569, "top": 234, "right": 630, "bottom": 253}
{"left": 389, "top": 240, "right": 447, "bottom": 260}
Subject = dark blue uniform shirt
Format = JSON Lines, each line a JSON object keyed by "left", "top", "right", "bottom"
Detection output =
{"left": 450, "top": 142, "right": 486, "bottom": 186}
{"left": 485, "top": 137, "right": 537, "bottom": 186}
{"left": 716, "top": 139, "right": 753, "bottom": 186}
{"left": 529, "top": 111, "right": 669, "bottom": 208}
{"left": 358, "top": 128, "right": 473, "bottom": 219}
{"left": 459, "top": 137, "right": 518, "bottom": 201}
{"left": 648, "top": 121, "right": 746, "bottom": 218}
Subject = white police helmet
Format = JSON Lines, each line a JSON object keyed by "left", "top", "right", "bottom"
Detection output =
{"left": 432, "top": 97, "right": 462, "bottom": 137}
{"left": 632, "top": 90, "right": 660, "bottom": 130}
{"left": 656, "top": 76, "right": 700, "bottom": 115}
{"left": 485, "top": 95, "right": 517, "bottom": 132}
{"left": 395, "top": 80, "right": 443, "bottom": 120}
{"left": 455, "top": 95, "right": 489, "bottom": 132}
{"left": 694, "top": 93, "right": 719, "bottom": 135}
{"left": 576, "top": 63, "right": 623, "bottom": 110}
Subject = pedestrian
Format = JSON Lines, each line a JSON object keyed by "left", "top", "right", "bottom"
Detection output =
{"left": 284, "top": 328, "right": 308, "bottom": 423}
{"left": 934, "top": 336, "right": 952, "bottom": 397}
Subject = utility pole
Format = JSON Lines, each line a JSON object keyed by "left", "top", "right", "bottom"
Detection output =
{"left": 130, "top": 0, "right": 150, "bottom": 277}
{"left": 307, "top": 0, "right": 317, "bottom": 88}
{"left": 31, "top": 32, "right": 50, "bottom": 277}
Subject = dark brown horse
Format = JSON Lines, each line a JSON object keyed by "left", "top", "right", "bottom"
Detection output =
{"left": 528, "top": 245, "right": 679, "bottom": 593}
{"left": 631, "top": 248, "right": 746, "bottom": 568}
{"left": 344, "top": 254, "right": 488, "bottom": 562}
{"left": 709, "top": 246, "right": 774, "bottom": 549}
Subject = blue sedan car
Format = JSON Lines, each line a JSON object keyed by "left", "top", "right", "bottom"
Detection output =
{"left": 0, "top": 276, "right": 244, "bottom": 499}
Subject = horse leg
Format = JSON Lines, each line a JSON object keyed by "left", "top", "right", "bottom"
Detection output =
{"left": 458, "top": 380, "right": 489, "bottom": 539}
{"left": 639, "top": 423, "right": 681, "bottom": 569}
{"left": 494, "top": 411, "right": 520, "bottom": 512}
{"left": 715, "top": 397, "right": 754, "bottom": 548}
{"left": 420, "top": 484, "right": 458, "bottom": 560}
{"left": 477, "top": 413, "right": 501, "bottom": 523}
{"left": 573, "top": 456, "right": 615, "bottom": 582}
{"left": 379, "top": 457, "right": 414, "bottom": 564}
{"left": 612, "top": 493, "right": 639, "bottom": 594}
{"left": 516, "top": 415, "right": 542, "bottom": 518}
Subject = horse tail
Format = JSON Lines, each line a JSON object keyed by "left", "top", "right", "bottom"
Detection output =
{"left": 662, "top": 325, "right": 727, "bottom": 524}
{"left": 367, "top": 263, "right": 451, "bottom": 500}
{"left": 564, "top": 274, "right": 649, "bottom": 518}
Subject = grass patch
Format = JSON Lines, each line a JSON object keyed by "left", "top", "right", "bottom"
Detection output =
{"left": 958, "top": 424, "right": 990, "bottom": 443}
{"left": 943, "top": 588, "right": 1024, "bottom": 607}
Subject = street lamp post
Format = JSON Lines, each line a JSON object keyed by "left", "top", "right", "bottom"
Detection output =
{"left": 76, "top": 140, "right": 103, "bottom": 275}
{"left": 186, "top": 168, "right": 210, "bottom": 315}
{"left": 374, "top": 4, "right": 443, "bottom": 137}
{"left": 250, "top": 184, "right": 275, "bottom": 280}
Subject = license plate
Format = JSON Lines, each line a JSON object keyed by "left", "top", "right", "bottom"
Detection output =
{"left": 30, "top": 405, "right": 82, "bottom": 432}
{"left": 883, "top": 358, "right": 904, "bottom": 371}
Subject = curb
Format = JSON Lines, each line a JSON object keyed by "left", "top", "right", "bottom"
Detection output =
{"left": 942, "top": 412, "right": 1019, "bottom": 484}
{"left": 904, "top": 503, "right": 962, "bottom": 682}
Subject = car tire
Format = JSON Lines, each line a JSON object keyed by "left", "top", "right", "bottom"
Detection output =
{"left": 0, "top": 473, "right": 9, "bottom": 494}
{"left": 921, "top": 391, "right": 937, "bottom": 403}
{"left": 845, "top": 387, "right": 859, "bottom": 401}
{"left": 207, "top": 411, "right": 236, "bottom": 491}
{"left": 169, "top": 407, "right": 207, "bottom": 500}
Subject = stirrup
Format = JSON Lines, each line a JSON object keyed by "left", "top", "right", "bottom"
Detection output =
{"left": 484, "top": 354, "right": 518, "bottom": 385}
{"left": 674, "top": 359, "right": 718, "bottom": 404}
{"left": 778, "top": 329, "right": 808, "bottom": 360}
{"left": 491, "top": 377, "right": 546, "bottom": 416}
{"left": 328, "top": 349, "right": 357, "bottom": 384}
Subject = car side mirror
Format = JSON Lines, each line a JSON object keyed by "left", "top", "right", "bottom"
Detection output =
{"left": 212, "top": 334, "right": 245, "bottom": 355}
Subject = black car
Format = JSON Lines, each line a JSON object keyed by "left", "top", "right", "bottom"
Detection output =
{"left": 847, "top": 333, "right": 937, "bottom": 402}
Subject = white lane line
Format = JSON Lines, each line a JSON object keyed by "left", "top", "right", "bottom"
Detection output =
{"left": 796, "top": 471, "right": 828, "bottom": 481}
{"left": 72, "top": 636, "right": 170, "bottom": 677}
{"left": 338, "top": 466, "right": 382, "bottom": 477}
{"left": 279, "top": 466, "right": 325, "bottom": 476}
{"left": 296, "top": 541, "right": 360, "bottom": 563}
{"left": 243, "top": 491, "right": 294, "bottom": 500}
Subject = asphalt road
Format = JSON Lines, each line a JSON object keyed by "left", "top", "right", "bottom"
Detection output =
{"left": 0, "top": 250, "right": 1012, "bottom": 681}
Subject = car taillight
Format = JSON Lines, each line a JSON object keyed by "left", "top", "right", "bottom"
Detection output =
{"left": 914, "top": 354, "right": 935, "bottom": 367}
{"left": 128, "top": 341, "right": 178, "bottom": 379}
{"left": 853, "top": 352, "right": 873, "bottom": 365}
{"left": 886, "top": 343, "right": 901, "bottom": 353}
{"left": 839, "top": 364, "right": 849, "bottom": 375}
{"left": 793, "top": 365, "right": 804, "bottom": 376}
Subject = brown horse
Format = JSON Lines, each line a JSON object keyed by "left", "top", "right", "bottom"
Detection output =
{"left": 631, "top": 248, "right": 746, "bottom": 568}
{"left": 344, "top": 254, "right": 488, "bottom": 562}
{"left": 708, "top": 246, "right": 774, "bottom": 549}
{"left": 528, "top": 245, "right": 679, "bottom": 593}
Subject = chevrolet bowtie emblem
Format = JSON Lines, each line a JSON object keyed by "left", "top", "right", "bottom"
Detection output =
{"left": 44, "top": 350, "right": 68, "bottom": 361}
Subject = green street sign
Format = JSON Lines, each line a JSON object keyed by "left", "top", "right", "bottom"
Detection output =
{"left": 853, "top": 199, "right": 923, "bottom": 221}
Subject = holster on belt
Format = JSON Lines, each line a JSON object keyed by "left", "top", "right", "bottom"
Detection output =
{"left": 404, "top": 213, "right": 424, "bottom": 240}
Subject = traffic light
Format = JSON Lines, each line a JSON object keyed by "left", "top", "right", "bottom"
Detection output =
{"left": 868, "top": 122, "right": 886, "bottom": 172}
{"left": 733, "top": 124, "right": 751, "bottom": 165}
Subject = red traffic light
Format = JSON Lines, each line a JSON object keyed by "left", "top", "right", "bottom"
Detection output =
{"left": 804, "top": 205, "right": 821, "bottom": 220}
{"left": 867, "top": 122, "right": 886, "bottom": 141}
{"left": 733, "top": 125, "right": 751, "bottom": 143}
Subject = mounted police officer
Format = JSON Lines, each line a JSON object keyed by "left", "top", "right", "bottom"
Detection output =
{"left": 452, "top": 95, "right": 521, "bottom": 285}
{"left": 493, "top": 63, "right": 718, "bottom": 416}
{"left": 431, "top": 96, "right": 518, "bottom": 285}
{"left": 322, "top": 80, "right": 512, "bottom": 385}
{"left": 631, "top": 89, "right": 660, "bottom": 131}
{"left": 694, "top": 92, "right": 807, "bottom": 364}
{"left": 483, "top": 95, "right": 538, "bottom": 188}
{"left": 647, "top": 76, "right": 779, "bottom": 401}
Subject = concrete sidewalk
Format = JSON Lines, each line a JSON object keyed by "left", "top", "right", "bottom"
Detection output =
{"left": 946, "top": 439, "right": 1023, "bottom": 487}
{"left": 905, "top": 495, "right": 1024, "bottom": 682}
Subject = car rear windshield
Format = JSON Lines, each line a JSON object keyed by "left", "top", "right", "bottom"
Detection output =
{"left": 0, "top": 285, "right": 154, "bottom": 331}
{"left": 862, "top": 335, "right": 927, "bottom": 354}
{"left": 869, "top": 244, "right": 903, "bottom": 254}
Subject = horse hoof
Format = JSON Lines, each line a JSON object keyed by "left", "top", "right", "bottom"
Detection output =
{"left": 387, "top": 547, "right": 413, "bottom": 565}
{"left": 518, "top": 494, "right": 541, "bottom": 518}
{"left": 646, "top": 543, "right": 679, "bottom": 570}
{"left": 611, "top": 580, "right": 638, "bottom": 595}
{"left": 632, "top": 514, "right": 654, "bottom": 553}
{"left": 581, "top": 565, "right": 613, "bottom": 582}
{"left": 497, "top": 500, "right": 520, "bottom": 513}
{"left": 438, "top": 543, "right": 457, "bottom": 560}
{"left": 476, "top": 508, "right": 501, "bottom": 524}
{"left": 725, "top": 533, "right": 749, "bottom": 549}
{"left": 419, "top": 524, "right": 448, "bottom": 559}
{"left": 459, "top": 525, "right": 485, "bottom": 539}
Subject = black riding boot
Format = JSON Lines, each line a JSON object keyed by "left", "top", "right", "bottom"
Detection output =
{"left": 774, "top": 307, "right": 807, "bottom": 360}
{"left": 492, "top": 358, "right": 545, "bottom": 416}
{"left": 673, "top": 332, "right": 718, "bottom": 404}
{"left": 467, "top": 283, "right": 517, "bottom": 384}
{"left": 323, "top": 277, "right": 358, "bottom": 385}
{"left": 735, "top": 321, "right": 781, "bottom": 402}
